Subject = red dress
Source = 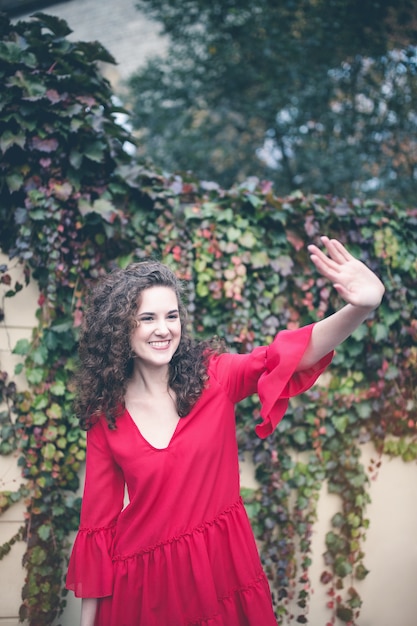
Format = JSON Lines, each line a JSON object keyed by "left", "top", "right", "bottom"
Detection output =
{"left": 66, "top": 325, "right": 332, "bottom": 626}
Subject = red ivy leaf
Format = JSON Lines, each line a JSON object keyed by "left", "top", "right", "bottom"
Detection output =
{"left": 31, "top": 137, "right": 59, "bottom": 153}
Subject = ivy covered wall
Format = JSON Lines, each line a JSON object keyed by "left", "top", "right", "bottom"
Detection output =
{"left": 0, "top": 12, "right": 416, "bottom": 626}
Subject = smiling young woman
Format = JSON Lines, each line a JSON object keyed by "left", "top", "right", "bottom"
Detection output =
{"left": 66, "top": 240, "right": 384, "bottom": 626}
{"left": 125, "top": 286, "right": 183, "bottom": 449}
{"left": 130, "top": 285, "right": 182, "bottom": 368}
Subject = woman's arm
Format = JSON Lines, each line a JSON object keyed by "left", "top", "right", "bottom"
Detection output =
{"left": 297, "top": 236, "right": 385, "bottom": 370}
{"left": 81, "top": 598, "right": 98, "bottom": 626}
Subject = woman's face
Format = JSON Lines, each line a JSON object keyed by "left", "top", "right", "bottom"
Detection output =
{"left": 131, "top": 286, "right": 182, "bottom": 369}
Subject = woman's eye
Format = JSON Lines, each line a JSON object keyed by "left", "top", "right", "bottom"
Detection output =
{"left": 136, "top": 313, "right": 178, "bottom": 323}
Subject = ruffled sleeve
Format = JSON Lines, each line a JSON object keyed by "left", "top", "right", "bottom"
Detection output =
{"left": 66, "top": 418, "right": 125, "bottom": 598}
{"left": 209, "top": 324, "right": 333, "bottom": 439}
{"left": 255, "top": 324, "right": 333, "bottom": 438}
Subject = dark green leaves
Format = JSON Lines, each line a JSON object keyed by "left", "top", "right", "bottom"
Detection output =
{"left": 31, "top": 13, "right": 73, "bottom": 38}
{"left": 129, "top": 0, "right": 417, "bottom": 203}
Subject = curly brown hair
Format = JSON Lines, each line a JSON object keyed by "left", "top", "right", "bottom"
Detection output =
{"left": 75, "top": 260, "right": 221, "bottom": 430}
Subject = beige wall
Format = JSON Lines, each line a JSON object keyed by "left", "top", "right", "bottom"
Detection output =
{"left": 309, "top": 447, "right": 417, "bottom": 626}
{"left": 1, "top": 258, "right": 417, "bottom": 625}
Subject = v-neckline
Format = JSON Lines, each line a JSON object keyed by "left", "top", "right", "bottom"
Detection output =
{"left": 124, "top": 407, "right": 182, "bottom": 451}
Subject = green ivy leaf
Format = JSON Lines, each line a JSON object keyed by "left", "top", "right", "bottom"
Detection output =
{"left": 32, "top": 345, "right": 49, "bottom": 365}
{"left": 331, "top": 415, "right": 349, "bottom": 433}
{"left": 240, "top": 231, "right": 257, "bottom": 249}
{"left": 44, "top": 426, "right": 58, "bottom": 440}
{"left": 0, "top": 41, "right": 26, "bottom": 63}
{"left": 331, "top": 513, "right": 345, "bottom": 528}
{"left": 14, "top": 363, "right": 24, "bottom": 375}
{"left": 42, "top": 443, "right": 56, "bottom": 460}
{"left": 246, "top": 193, "right": 264, "bottom": 209}
{"left": 334, "top": 556, "right": 353, "bottom": 578}
{"left": 29, "top": 546, "right": 47, "bottom": 566}
{"left": 226, "top": 226, "right": 241, "bottom": 241}
{"left": 26, "top": 368, "right": 45, "bottom": 385}
{"left": 351, "top": 324, "right": 368, "bottom": 340}
{"left": 355, "top": 402, "right": 372, "bottom": 419}
{"left": 371, "top": 323, "right": 388, "bottom": 341}
{"left": 336, "top": 605, "right": 353, "bottom": 622}
{"left": 355, "top": 563, "right": 369, "bottom": 581}
{"left": 78, "top": 198, "right": 117, "bottom": 222}
{"left": 37, "top": 524, "right": 51, "bottom": 541}
{"left": 33, "top": 395, "right": 48, "bottom": 410}
{"left": 6, "top": 173, "right": 24, "bottom": 192}
{"left": 46, "top": 403, "right": 63, "bottom": 420}
{"left": 83, "top": 141, "right": 106, "bottom": 163}
{"left": 32, "top": 412, "right": 47, "bottom": 426}
{"left": 196, "top": 282, "right": 210, "bottom": 297}
{"left": 50, "top": 381, "right": 66, "bottom": 396}
{"left": 292, "top": 428, "right": 307, "bottom": 446}
{"left": 251, "top": 251, "right": 270, "bottom": 268}
{"left": 12, "top": 338, "right": 30, "bottom": 356}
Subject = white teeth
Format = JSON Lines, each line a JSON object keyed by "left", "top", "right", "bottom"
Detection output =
{"left": 149, "top": 341, "right": 170, "bottom": 347}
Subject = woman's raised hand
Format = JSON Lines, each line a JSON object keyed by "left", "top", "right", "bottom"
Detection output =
{"left": 307, "top": 236, "right": 385, "bottom": 310}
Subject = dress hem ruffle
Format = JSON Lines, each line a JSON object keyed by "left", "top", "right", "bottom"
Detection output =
{"left": 112, "top": 498, "right": 243, "bottom": 561}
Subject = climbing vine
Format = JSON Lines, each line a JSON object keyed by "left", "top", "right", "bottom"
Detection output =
{"left": 0, "top": 11, "right": 417, "bottom": 626}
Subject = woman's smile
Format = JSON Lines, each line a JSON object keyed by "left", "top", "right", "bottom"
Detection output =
{"left": 131, "top": 286, "right": 182, "bottom": 367}
{"left": 148, "top": 340, "right": 171, "bottom": 349}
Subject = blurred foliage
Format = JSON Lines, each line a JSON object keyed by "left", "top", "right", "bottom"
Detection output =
{"left": 1, "top": 11, "right": 417, "bottom": 626}
{"left": 127, "top": 0, "right": 417, "bottom": 203}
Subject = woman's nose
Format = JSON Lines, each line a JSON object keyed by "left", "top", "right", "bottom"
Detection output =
{"left": 154, "top": 320, "right": 169, "bottom": 335}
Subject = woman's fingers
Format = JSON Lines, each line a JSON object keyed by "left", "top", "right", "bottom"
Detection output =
{"left": 307, "top": 236, "right": 385, "bottom": 308}
{"left": 318, "top": 237, "right": 354, "bottom": 264}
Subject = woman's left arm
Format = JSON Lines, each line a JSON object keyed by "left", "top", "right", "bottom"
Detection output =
{"left": 296, "top": 236, "right": 385, "bottom": 371}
